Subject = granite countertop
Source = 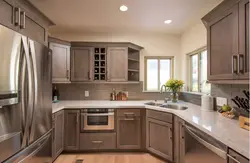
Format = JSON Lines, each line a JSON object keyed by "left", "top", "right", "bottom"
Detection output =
{"left": 52, "top": 100, "right": 250, "bottom": 159}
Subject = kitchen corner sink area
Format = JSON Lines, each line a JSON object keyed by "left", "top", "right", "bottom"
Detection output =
{"left": 144, "top": 101, "right": 188, "bottom": 110}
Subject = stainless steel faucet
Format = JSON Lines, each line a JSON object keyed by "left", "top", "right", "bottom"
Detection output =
{"left": 160, "top": 85, "right": 171, "bottom": 103}
{"left": 160, "top": 85, "right": 167, "bottom": 93}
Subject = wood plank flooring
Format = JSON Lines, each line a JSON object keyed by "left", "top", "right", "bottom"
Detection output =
{"left": 54, "top": 153, "right": 166, "bottom": 163}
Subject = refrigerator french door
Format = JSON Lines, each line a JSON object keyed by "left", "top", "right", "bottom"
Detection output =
{"left": 0, "top": 24, "right": 52, "bottom": 163}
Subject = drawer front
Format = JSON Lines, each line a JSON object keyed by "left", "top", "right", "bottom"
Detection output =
{"left": 146, "top": 109, "right": 172, "bottom": 123}
{"left": 228, "top": 149, "right": 249, "bottom": 163}
{"left": 117, "top": 109, "right": 141, "bottom": 117}
{"left": 80, "top": 133, "right": 116, "bottom": 150}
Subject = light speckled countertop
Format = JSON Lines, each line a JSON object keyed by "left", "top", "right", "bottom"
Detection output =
{"left": 52, "top": 100, "right": 250, "bottom": 158}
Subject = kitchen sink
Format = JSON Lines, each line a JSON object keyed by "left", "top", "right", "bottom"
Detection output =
{"left": 145, "top": 102, "right": 188, "bottom": 110}
{"left": 160, "top": 104, "right": 188, "bottom": 110}
{"left": 144, "top": 102, "right": 164, "bottom": 106}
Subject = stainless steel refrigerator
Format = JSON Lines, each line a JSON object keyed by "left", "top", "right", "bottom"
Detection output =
{"left": 0, "top": 24, "right": 52, "bottom": 163}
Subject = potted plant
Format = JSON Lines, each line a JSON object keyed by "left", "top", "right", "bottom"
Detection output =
{"left": 165, "top": 79, "right": 184, "bottom": 103}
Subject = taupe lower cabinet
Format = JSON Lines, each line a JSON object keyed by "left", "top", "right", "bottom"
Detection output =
{"left": 117, "top": 109, "right": 141, "bottom": 149}
{"left": 202, "top": 0, "right": 249, "bottom": 83}
{"left": 146, "top": 110, "right": 173, "bottom": 161}
{"left": 228, "top": 149, "right": 249, "bottom": 163}
{"left": 174, "top": 116, "right": 185, "bottom": 163}
{"left": 107, "top": 47, "right": 128, "bottom": 82}
{"left": 52, "top": 111, "right": 64, "bottom": 161}
{"left": 49, "top": 42, "right": 71, "bottom": 83}
{"left": 71, "top": 47, "right": 93, "bottom": 82}
{"left": 64, "top": 110, "right": 80, "bottom": 150}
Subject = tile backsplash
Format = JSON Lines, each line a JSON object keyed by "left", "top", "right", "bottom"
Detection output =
{"left": 54, "top": 82, "right": 168, "bottom": 101}
{"left": 54, "top": 82, "right": 249, "bottom": 107}
{"left": 211, "top": 84, "right": 249, "bottom": 107}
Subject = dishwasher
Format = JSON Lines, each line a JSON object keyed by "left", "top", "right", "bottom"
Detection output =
{"left": 183, "top": 123, "right": 227, "bottom": 163}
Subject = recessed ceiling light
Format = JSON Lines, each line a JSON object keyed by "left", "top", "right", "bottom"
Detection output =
{"left": 120, "top": 5, "right": 128, "bottom": 12}
{"left": 164, "top": 20, "right": 172, "bottom": 24}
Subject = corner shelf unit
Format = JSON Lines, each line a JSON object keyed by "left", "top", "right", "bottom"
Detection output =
{"left": 94, "top": 47, "right": 107, "bottom": 81}
{"left": 128, "top": 48, "right": 140, "bottom": 81}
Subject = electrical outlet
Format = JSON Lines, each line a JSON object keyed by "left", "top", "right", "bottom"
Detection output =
{"left": 85, "top": 91, "right": 89, "bottom": 97}
{"left": 216, "top": 97, "right": 227, "bottom": 106}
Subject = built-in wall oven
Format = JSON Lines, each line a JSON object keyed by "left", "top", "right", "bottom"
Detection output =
{"left": 182, "top": 123, "right": 227, "bottom": 163}
{"left": 81, "top": 108, "right": 115, "bottom": 132}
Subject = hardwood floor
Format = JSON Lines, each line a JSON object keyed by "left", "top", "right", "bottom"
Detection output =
{"left": 54, "top": 153, "right": 166, "bottom": 163}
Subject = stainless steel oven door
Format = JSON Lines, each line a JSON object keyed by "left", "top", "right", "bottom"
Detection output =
{"left": 81, "top": 113, "right": 114, "bottom": 131}
{"left": 184, "top": 124, "right": 227, "bottom": 163}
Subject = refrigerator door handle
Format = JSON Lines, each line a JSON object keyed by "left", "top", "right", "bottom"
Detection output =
{"left": 21, "top": 36, "right": 34, "bottom": 147}
{"left": 27, "top": 39, "right": 38, "bottom": 143}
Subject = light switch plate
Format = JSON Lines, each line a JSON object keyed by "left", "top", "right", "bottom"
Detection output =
{"left": 216, "top": 97, "right": 227, "bottom": 106}
{"left": 85, "top": 91, "right": 89, "bottom": 97}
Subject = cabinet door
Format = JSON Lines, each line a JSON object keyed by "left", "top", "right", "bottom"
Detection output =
{"left": 174, "top": 116, "right": 185, "bottom": 163}
{"left": 146, "top": 117, "right": 173, "bottom": 161}
{"left": 238, "top": 0, "right": 249, "bottom": 79}
{"left": 64, "top": 110, "right": 80, "bottom": 150}
{"left": 0, "top": 0, "right": 17, "bottom": 31}
{"left": 53, "top": 111, "right": 64, "bottom": 160}
{"left": 49, "top": 42, "right": 70, "bottom": 83}
{"left": 107, "top": 47, "right": 128, "bottom": 82}
{"left": 207, "top": 4, "right": 239, "bottom": 80}
{"left": 71, "top": 47, "right": 93, "bottom": 82}
{"left": 117, "top": 117, "right": 141, "bottom": 149}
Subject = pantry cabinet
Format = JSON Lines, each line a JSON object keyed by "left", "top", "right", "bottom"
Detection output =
{"left": 202, "top": 0, "right": 249, "bottom": 83}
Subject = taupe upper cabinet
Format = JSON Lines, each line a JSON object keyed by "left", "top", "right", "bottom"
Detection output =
{"left": 202, "top": 0, "right": 249, "bottom": 83}
{"left": 71, "top": 47, "right": 93, "bottom": 82}
{"left": 49, "top": 42, "right": 71, "bottom": 83}
{"left": 0, "top": 0, "right": 54, "bottom": 45}
{"left": 238, "top": 0, "right": 249, "bottom": 79}
{"left": 64, "top": 110, "right": 80, "bottom": 151}
{"left": 107, "top": 47, "right": 128, "bottom": 82}
{"left": 0, "top": 0, "right": 16, "bottom": 31}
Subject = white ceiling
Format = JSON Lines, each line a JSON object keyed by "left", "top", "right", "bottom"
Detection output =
{"left": 30, "top": 0, "right": 222, "bottom": 34}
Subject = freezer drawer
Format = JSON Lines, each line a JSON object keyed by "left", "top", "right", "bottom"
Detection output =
{"left": 4, "top": 130, "right": 52, "bottom": 163}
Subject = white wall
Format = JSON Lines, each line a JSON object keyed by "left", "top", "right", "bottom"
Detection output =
{"left": 51, "top": 32, "right": 181, "bottom": 82}
{"left": 180, "top": 21, "right": 207, "bottom": 89}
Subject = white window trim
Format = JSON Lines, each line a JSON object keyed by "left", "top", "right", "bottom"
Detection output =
{"left": 187, "top": 46, "right": 207, "bottom": 93}
{"left": 144, "top": 56, "right": 174, "bottom": 91}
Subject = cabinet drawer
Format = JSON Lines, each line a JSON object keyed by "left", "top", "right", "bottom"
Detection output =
{"left": 117, "top": 109, "right": 141, "bottom": 117}
{"left": 228, "top": 149, "right": 249, "bottom": 163}
{"left": 146, "top": 109, "right": 172, "bottom": 124}
{"left": 80, "top": 133, "right": 116, "bottom": 150}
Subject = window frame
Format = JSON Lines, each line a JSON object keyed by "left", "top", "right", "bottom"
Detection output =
{"left": 187, "top": 46, "right": 208, "bottom": 93}
{"left": 144, "top": 56, "right": 174, "bottom": 91}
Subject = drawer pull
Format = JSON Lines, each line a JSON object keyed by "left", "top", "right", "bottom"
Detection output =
{"left": 124, "top": 112, "right": 135, "bottom": 115}
{"left": 124, "top": 118, "right": 135, "bottom": 121}
{"left": 92, "top": 141, "right": 103, "bottom": 144}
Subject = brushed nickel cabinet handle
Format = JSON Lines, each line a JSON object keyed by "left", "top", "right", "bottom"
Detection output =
{"left": 14, "top": 8, "right": 20, "bottom": 26}
{"left": 76, "top": 113, "right": 79, "bottom": 124}
{"left": 20, "top": 11, "right": 26, "bottom": 29}
{"left": 238, "top": 54, "right": 244, "bottom": 74}
{"left": 124, "top": 118, "right": 135, "bottom": 121}
{"left": 92, "top": 141, "right": 103, "bottom": 144}
{"left": 232, "top": 55, "right": 238, "bottom": 74}
{"left": 88, "top": 71, "right": 90, "bottom": 80}
{"left": 66, "top": 70, "right": 69, "bottom": 79}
